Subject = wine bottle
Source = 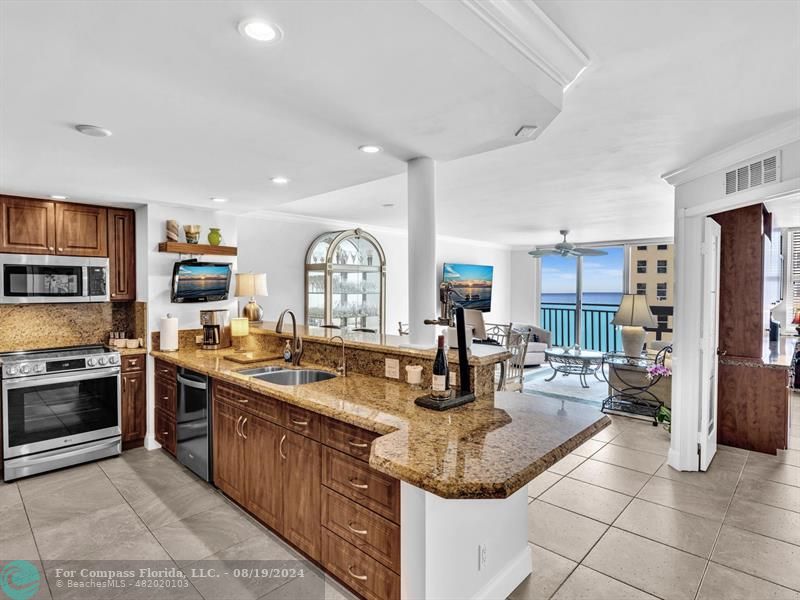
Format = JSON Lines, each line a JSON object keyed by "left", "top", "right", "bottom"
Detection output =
{"left": 431, "top": 334, "right": 450, "bottom": 399}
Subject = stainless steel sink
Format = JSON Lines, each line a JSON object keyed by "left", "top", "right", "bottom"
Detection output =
{"left": 253, "top": 369, "right": 336, "bottom": 386}
{"left": 236, "top": 366, "right": 285, "bottom": 376}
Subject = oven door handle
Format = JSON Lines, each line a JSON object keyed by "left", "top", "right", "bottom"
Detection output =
{"left": 1, "top": 366, "right": 120, "bottom": 389}
{"left": 9, "top": 437, "right": 119, "bottom": 466}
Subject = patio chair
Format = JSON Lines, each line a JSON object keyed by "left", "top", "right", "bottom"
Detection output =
{"left": 484, "top": 322, "right": 512, "bottom": 347}
{"left": 498, "top": 330, "right": 530, "bottom": 393}
{"left": 398, "top": 322, "right": 409, "bottom": 336}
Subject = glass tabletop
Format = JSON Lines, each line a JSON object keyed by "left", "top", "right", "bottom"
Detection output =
{"left": 545, "top": 347, "right": 604, "bottom": 359}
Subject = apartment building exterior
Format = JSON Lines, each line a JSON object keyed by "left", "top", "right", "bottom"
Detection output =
{"left": 630, "top": 243, "right": 674, "bottom": 343}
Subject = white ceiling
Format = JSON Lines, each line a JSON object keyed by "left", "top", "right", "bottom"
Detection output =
{"left": 2, "top": 1, "right": 799, "bottom": 248}
{"left": 276, "top": 0, "right": 800, "bottom": 246}
{"left": 0, "top": 0, "right": 560, "bottom": 210}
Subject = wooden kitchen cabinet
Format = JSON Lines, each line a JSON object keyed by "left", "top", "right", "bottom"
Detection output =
{"left": 244, "top": 414, "right": 284, "bottom": 531}
{"left": 55, "top": 203, "right": 107, "bottom": 257}
{"left": 121, "top": 364, "right": 146, "bottom": 449}
{"left": 107, "top": 208, "right": 136, "bottom": 300}
{"left": 0, "top": 196, "right": 56, "bottom": 254}
{"left": 282, "top": 430, "right": 322, "bottom": 559}
{"left": 213, "top": 400, "right": 246, "bottom": 504}
{"left": 154, "top": 407, "right": 176, "bottom": 455}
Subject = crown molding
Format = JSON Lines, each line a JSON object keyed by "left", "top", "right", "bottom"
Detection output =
{"left": 418, "top": 0, "right": 589, "bottom": 107}
{"left": 662, "top": 117, "right": 800, "bottom": 187}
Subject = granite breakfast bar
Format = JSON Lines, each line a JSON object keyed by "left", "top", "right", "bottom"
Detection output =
{"left": 150, "top": 342, "right": 609, "bottom": 599}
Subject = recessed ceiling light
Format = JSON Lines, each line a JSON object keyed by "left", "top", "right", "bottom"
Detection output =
{"left": 75, "top": 124, "right": 112, "bottom": 137}
{"left": 211, "top": 197, "right": 228, "bottom": 203}
{"left": 359, "top": 145, "right": 382, "bottom": 154}
{"left": 238, "top": 18, "right": 283, "bottom": 43}
{"left": 50, "top": 195, "right": 68, "bottom": 200}
{"left": 270, "top": 176, "right": 290, "bottom": 185}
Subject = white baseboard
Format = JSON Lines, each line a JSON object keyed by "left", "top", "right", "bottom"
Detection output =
{"left": 144, "top": 434, "right": 161, "bottom": 451}
{"left": 471, "top": 545, "right": 531, "bottom": 600}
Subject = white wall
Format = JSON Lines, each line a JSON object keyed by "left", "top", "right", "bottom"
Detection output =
{"left": 509, "top": 250, "right": 538, "bottom": 325}
{"left": 146, "top": 204, "right": 238, "bottom": 332}
{"left": 235, "top": 214, "right": 512, "bottom": 334}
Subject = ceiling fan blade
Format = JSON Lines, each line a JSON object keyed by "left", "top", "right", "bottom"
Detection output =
{"left": 528, "top": 249, "right": 560, "bottom": 257}
{"left": 571, "top": 248, "right": 608, "bottom": 256}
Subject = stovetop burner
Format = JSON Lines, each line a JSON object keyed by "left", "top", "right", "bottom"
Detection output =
{"left": 0, "top": 345, "right": 120, "bottom": 378}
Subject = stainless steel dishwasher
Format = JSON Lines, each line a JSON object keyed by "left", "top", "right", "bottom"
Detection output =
{"left": 176, "top": 367, "right": 211, "bottom": 481}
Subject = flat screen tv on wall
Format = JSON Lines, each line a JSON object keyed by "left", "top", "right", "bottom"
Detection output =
{"left": 171, "top": 260, "right": 232, "bottom": 303}
{"left": 442, "top": 263, "right": 494, "bottom": 312}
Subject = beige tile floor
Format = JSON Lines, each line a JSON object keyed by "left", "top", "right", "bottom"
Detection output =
{"left": 0, "top": 449, "right": 355, "bottom": 600}
{"left": 511, "top": 396, "right": 800, "bottom": 600}
{"left": 2, "top": 397, "right": 798, "bottom": 600}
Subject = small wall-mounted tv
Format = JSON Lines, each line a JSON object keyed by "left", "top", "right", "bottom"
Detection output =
{"left": 442, "top": 263, "right": 494, "bottom": 312}
{"left": 171, "top": 260, "right": 232, "bottom": 303}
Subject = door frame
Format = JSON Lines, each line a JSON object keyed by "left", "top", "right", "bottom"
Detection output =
{"left": 698, "top": 217, "right": 721, "bottom": 470}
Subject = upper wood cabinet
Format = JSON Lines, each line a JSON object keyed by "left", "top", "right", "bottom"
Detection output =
{"left": 108, "top": 208, "right": 136, "bottom": 301}
{"left": 55, "top": 203, "right": 107, "bottom": 257}
{"left": 0, "top": 196, "right": 56, "bottom": 254}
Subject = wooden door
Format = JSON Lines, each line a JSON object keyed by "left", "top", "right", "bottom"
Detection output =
{"left": 213, "top": 400, "right": 245, "bottom": 503}
{"left": 282, "top": 430, "right": 321, "bottom": 560}
{"left": 55, "top": 203, "right": 107, "bottom": 256}
{"left": 107, "top": 208, "right": 136, "bottom": 300}
{"left": 700, "top": 217, "right": 721, "bottom": 470}
{"left": 121, "top": 370, "right": 146, "bottom": 444}
{"left": 0, "top": 196, "right": 55, "bottom": 254}
{"left": 244, "top": 415, "right": 284, "bottom": 531}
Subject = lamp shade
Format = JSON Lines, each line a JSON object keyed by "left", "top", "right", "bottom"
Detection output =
{"left": 612, "top": 294, "right": 657, "bottom": 328}
{"left": 235, "top": 273, "right": 268, "bottom": 297}
{"left": 230, "top": 317, "right": 250, "bottom": 338}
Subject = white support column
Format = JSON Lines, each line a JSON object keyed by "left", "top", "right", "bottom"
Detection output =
{"left": 408, "top": 157, "right": 438, "bottom": 347}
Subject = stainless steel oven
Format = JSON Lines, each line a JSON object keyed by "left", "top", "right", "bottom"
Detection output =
{"left": 1, "top": 346, "right": 121, "bottom": 480}
{"left": 0, "top": 254, "right": 109, "bottom": 303}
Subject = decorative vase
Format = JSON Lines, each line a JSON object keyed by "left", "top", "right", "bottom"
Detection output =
{"left": 208, "top": 228, "right": 222, "bottom": 246}
{"left": 184, "top": 224, "right": 201, "bottom": 244}
{"left": 166, "top": 220, "right": 179, "bottom": 242}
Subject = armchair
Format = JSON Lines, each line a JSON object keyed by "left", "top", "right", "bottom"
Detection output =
{"left": 511, "top": 323, "right": 551, "bottom": 367}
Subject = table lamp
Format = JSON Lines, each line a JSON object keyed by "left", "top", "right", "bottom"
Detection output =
{"left": 612, "top": 294, "right": 657, "bottom": 358}
{"left": 792, "top": 310, "right": 800, "bottom": 336}
{"left": 230, "top": 317, "right": 250, "bottom": 353}
{"left": 235, "top": 273, "right": 268, "bottom": 322}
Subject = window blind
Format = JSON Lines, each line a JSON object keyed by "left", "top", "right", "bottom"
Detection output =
{"left": 791, "top": 230, "right": 800, "bottom": 311}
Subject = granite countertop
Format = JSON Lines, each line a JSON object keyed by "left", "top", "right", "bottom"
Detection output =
{"left": 250, "top": 322, "right": 510, "bottom": 366}
{"left": 110, "top": 346, "right": 148, "bottom": 356}
{"left": 762, "top": 335, "right": 797, "bottom": 368}
{"left": 152, "top": 348, "right": 609, "bottom": 499}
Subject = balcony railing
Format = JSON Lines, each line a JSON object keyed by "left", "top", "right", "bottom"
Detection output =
{"left": 540, "top": 303, "right": 622, "bottom": 353}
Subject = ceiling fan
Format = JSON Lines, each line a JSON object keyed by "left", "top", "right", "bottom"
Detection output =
{"left": 528, "top": 230, "right": 608, "bottom": 257}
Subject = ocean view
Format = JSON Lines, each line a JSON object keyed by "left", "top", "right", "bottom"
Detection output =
{"left": 540, "top": 292, "right": 623, "bottom": 351}
{"left": 541, "top": 292, "right": 623, "bottom": 306}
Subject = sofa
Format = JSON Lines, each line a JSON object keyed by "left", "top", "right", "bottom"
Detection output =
{"left": 512, "top": 324, "right": 552, "bottom": 367}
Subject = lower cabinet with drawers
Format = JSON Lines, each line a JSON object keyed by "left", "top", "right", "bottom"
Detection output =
{"left": 121, "top": 354, "right": 146, "bottom": 449}
{"left": 153, "top": 358, "right": 177, "bottom": 455}
{"left": 210, "top": 379, "right": 401, "bottom": 600}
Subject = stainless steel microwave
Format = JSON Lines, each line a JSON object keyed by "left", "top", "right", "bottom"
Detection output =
{"left": 0, "top": 254, "right": 109, "bottom": 303}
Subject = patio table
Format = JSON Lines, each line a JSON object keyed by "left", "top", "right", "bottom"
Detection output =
{"left": 544, "top": 347, "right": 604, "bottom": 389}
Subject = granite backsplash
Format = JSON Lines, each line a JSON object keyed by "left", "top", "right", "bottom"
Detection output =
{"left": 0, "top": 301, "right": 147, "bottom": 352}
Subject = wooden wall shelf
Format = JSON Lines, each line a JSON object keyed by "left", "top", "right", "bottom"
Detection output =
{"left": 158, "top": 242, "right": 237, "bottom": 256}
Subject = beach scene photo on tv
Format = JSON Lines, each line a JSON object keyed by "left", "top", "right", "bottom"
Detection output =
{"left": 443, "top": 263, "right": 493, "bottom": 312}
{"left": 172, "top": 262, "right": 232, "bottom": 301}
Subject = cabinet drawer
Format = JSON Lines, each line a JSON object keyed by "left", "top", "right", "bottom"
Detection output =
{"left": 213, "top": 380, "right": 281, "bottom": 424}
{"left": 322, "top": 418, "right": 377, "bottom": 462}
{"left": 154, "top": 359, "right": 176, "bottom": 382}
{"left": 155, "top": 377, "right": 176, "bottom": 415}
{"left": 322, "top": 487, "right": 399, "bottom": 572}
{"left": 155, "top": 407, "right": 176, "bottom": 455}
{"left": 322, "top": 447, "right": 399, "bottom": 523}
{"left": 321, "top": 529, "right": 399, "bottom": 600}
{"left": 121, "top": 355, "right": 144, "bottom": 372}
{"left": 283, "top": 404, "right": 320, "bottom": 441}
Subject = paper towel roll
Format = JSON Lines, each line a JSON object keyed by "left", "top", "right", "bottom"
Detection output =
{"left": 160, "top": 314, "right": 179, "bottom": 351}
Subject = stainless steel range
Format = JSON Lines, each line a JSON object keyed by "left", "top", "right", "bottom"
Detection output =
{"left": 1, "top": 345, "right": 121, "bottom": 481}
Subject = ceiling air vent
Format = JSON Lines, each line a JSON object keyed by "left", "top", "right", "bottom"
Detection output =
{"left": 724, "top": 152, "right": 780, "bottom": 195}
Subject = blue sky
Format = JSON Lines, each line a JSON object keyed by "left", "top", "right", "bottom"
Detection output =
{"left": 541, "top": 247, "right": 624, "bottom": 293}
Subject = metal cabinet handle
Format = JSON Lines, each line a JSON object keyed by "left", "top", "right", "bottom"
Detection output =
{"left": 48, "top": 246, "right": 54, "bottom": 251}
{"left": 279, "top": 434, "right": 287, "bottom": 459}
{"left": 241, "top": 417, "right": 248, "bottom": 440}
{"left": 129, "top": 359, "right": 138, "bottom": 366}
{"left": 347, "top": 566, "right": 368, "bottom": 581}
{"left": 159, "top": 368, "right": 170, "bottom": 374}
{"left": 58, "top": 247, "right": 63, "bottom": 252}
{"left": 237, "top": 398, "right": 249, "bottom": 404}
{"left": 161, "top": 396, "right": 169, "bottom": 401}
{"left": 290, "top": 418, "right": 309, "bottom": 426}
{"left": 162, "top": 430, "right": 169, "bottom": 437}
{"left": 348, "top": 439, "right": 369, "bottom": 449}
{"left": 347, "top": 522, "right": 368, "bottom": 536}
{"left": 235, "top": 415, "right": 243, "bottom": 437}
{"left": 349, "top": 479, "right": 369, "bottom": 490}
